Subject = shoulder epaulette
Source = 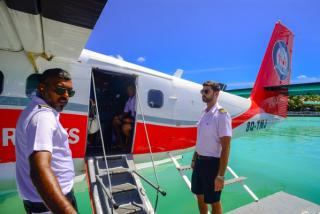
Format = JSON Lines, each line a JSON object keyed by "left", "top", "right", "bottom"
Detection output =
{"left": 38, "top": 104, "right": 51, "bottom": 109}
{"left": 218, "top": 108, "right": 227, "bottom": 113}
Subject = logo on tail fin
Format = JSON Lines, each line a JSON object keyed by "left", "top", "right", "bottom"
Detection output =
{"left": 272, "top": 41, "right": 290, "bottom": 80}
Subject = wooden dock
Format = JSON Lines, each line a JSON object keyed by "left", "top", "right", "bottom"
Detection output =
{"left": 228, "top": 191, "right": 320, "bottom": 214}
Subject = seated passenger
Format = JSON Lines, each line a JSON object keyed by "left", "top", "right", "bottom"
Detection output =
{"left": 112, "top": 85, "right": 136, "bottom": 148}
{"left": 121, "top": 114, "right": 134, "bottom": 144}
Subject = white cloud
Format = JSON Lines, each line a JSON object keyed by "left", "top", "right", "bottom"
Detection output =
{"left": 137, "top": 57, "right": 146, "bottom": 63}
{"left": 293, "top": 75, "right": 320, "bottom": 83}
{"left": 297, "top": 75, "right": 307, "bottom": 79}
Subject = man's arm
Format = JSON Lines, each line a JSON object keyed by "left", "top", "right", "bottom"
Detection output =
{"left": 29, "top": 151, "right": 76, "bottom": 214}
{"left": 218, "top": 136, "right": 231, "bottom": 177}
{"left": 214, "top": 136, "right": 231, "bottom": 191}
{"left": 191, "top": 151, "right": 198, "bottom": 169}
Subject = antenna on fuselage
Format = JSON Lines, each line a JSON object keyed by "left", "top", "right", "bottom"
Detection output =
{"left": 173, "top": 69, "right": 184, "bottom": 78}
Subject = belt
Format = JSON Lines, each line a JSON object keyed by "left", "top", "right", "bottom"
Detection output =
{"left": 23, "top": 200, "right": 48, "bottom": 213}
{"left": 23, "top": 190, "right": 77, "bottom": 213}
{"left": 197, "top": 155, "right": 219, "bottom": 160}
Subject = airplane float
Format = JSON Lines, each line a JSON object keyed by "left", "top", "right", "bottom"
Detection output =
{"left": 0, "top": 0, "right": 293, "bottom": 213}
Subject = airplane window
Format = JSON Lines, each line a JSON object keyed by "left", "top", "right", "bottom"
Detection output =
{"left": 26, "top": 73, "right": 41, "bottom": 97}
{"left": 148, "top": 89, "right": 163, "bottom": 108}
{"left": 0, "top": 71, "right": 3, "bottom": 94}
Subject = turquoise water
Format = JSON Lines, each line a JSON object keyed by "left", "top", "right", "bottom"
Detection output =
{"left": 0, "top": 178, "right": 92, "bottom": 213}
{"left": 138, "top": 117, "right": 320, "bottom": 213}
{"left": 0, "top": 117, "right": 319, "bottom": 213}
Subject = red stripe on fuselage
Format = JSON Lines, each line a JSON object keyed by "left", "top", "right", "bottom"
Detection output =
{"left": 132, "top": 103, "right": 263, "bottom": 154}
{"left": 0, "top": 108, "right": 88, "bottom": 163}
{"left": 60, "top": 113, "right": 88, "bottom": 158}
{"left": 231, "top": 101, "right": 261, "bottom": 129}
{"left": 132, "top": 122, "right": 197, "bottom": 154}
{"left": 0, "top": 109, "right": 21, "bottom": 163}
{"left": 2, "top": 102, "right": 265, "bottom": 162}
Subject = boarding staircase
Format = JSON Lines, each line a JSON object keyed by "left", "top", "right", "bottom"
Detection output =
{"left": 87, "top": 154, "right": 153, "bottom": 214}
{"left": 88, "top": 72, "right": 165, "bottom": 213}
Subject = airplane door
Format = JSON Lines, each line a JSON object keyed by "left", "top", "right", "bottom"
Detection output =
{"left": 132, "top": 75, "right": 175, "bottom": 154}
{"left": 135, "top": 75, "right": 174, "bottom": 124}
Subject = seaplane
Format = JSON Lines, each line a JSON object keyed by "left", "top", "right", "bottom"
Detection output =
{"left": 0, "top": 1, "right": 293, "bottom": 213}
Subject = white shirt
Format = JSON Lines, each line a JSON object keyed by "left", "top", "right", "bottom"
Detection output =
{"left": 124, "top": 95, "right": 136, "bottom": 117}
{"left": 15, "top": 96, "right": 74, "bottom": 202}
{"left": 195, "top": 103, "right": 232, "bottom": 158}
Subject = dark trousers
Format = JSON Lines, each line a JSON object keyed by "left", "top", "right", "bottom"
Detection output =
{"left": 191, "top": 156, "right": 222, "bottom": 204}
{"left": 23, "top": 190, "right": 78, "bottom": 213}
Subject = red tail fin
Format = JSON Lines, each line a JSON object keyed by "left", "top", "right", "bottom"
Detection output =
{"left": 250, "top": 22, "right": 294, "bottom": 117}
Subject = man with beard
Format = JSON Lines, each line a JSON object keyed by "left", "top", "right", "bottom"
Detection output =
{"left": 15, "top": 68, "right": 78, "bottom": 213}
{"left": 191, "top": 81, "right": 232, "bottom": 214}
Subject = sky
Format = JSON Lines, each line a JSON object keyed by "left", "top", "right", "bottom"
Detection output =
{"left": 86, "top": 0, "right": 320, "bottom": 89}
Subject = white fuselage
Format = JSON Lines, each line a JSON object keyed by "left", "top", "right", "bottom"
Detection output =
{"left": 0, "top": 48, "right": 282, "bottom": 192}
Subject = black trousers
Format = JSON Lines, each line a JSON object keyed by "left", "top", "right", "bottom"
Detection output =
{"left": 191, "top": 156, "right": 222, "bottom": 203}
{"left": 23, "top": 190, "right": 78, "bottom": 213}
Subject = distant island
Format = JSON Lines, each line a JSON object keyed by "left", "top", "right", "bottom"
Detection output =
{"left": 288, "top": 95, "right": 320, "bottom": 116}
{"left": 226, "top": 82, "right": 320, "bottom": 117}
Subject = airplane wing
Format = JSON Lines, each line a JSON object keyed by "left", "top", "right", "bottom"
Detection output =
{"left": 1, "top": 0, "right": 108, "bottom": 59}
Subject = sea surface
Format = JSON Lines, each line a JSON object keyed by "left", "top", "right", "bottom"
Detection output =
{"left": 0, "top": 177, "right": 92, "bottom": 213}
{"left": 139, "top": 117, "right": 320, "bottom": 213}
{"left": 0, "top": 117, "right": 319, "bottom": 213}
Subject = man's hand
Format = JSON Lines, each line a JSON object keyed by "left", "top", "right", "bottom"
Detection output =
{"left": 29, "top": 151, "right": 76, "bottom": 214}
{"left": 191, "top": 160, "right": 195, "bottom": 170}
{"left": 191, "top": 152, "right": 197, "bottom": 170}
{"left": 214, "top": 177, "right": 224, "bottom": 191}
{"left": 90, "top": 99, "right": 95, "bottom": 106}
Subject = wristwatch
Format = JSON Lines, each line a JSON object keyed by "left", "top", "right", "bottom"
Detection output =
{"left": 217, "top": 175, "right": 225, "bottom": 181}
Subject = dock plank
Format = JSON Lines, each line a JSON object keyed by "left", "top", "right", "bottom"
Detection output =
{"left": 228, "top": 191, "right": 320, "bottom": 214}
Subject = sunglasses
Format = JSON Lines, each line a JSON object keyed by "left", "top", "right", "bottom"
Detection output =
{"left": 54, "top": 86, "right": 75, "bottom": 97}
{"left": 200, "top": 89, "right": 211, "bottom": 95}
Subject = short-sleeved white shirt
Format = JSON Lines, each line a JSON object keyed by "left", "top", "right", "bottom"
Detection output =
{"left": 195, "top": 103, "right": 232, "bottom": 158}
{"left": 124, "top": 95, "right": 136, "bottom": 117}
{"left": 15, "top": 96, "right": 74, "bottom": 202}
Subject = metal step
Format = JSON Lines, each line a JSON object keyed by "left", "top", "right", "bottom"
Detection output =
{"left": 224, "top": 176, "right": 247, "bottom": 185}
{"left": 99, "top": 166, "right": 130, "bottom": 176}
{"left": 110, "top": 166, "right": 130, "bottom": 174}
{"left": 115, "top": 203, "right": 143, "bottom": 214}
{"left": 178, "top": 165, "right": 192, "bottom": 171}
{"left": 95, "top": 155, "right": 129, "bottom": 174}
{"left": 87, "top": 154, "right": 153, "bottom": 214}
{"left": 176, "top": 165, "right": 247, "bottom": 186}
{"left": 112, "top": 183, "right": 137, "bottom": 194}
